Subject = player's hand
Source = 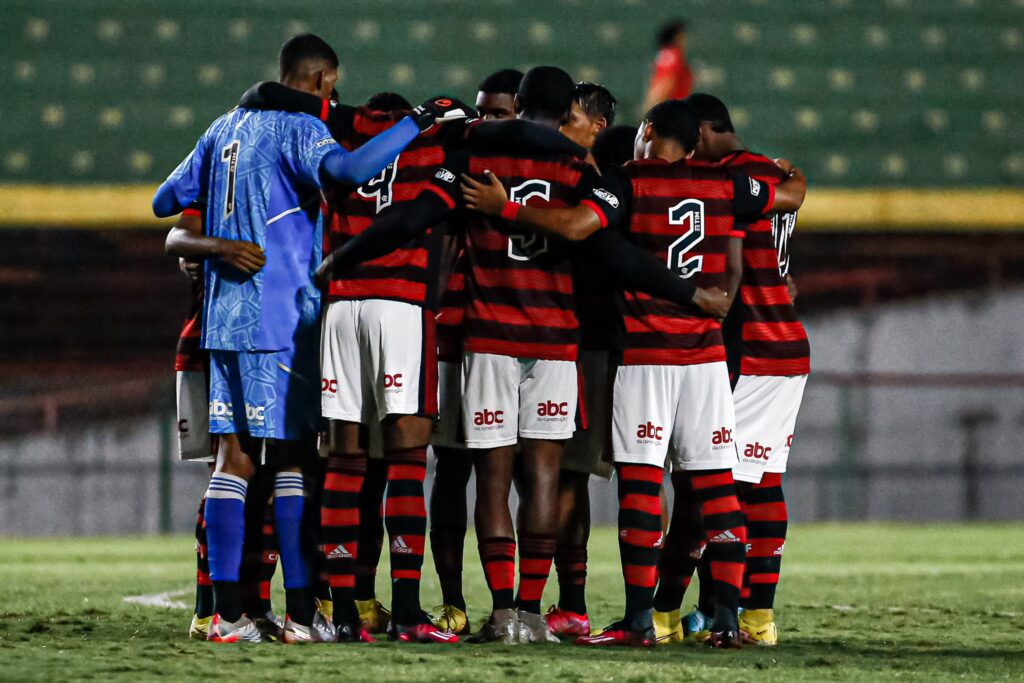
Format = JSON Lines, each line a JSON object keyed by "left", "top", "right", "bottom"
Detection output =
{"left": 786, "top": 274, "right": 798, "bottom": 302}
{"left": 179, "top": 257, "right": 202, "bottom": 282}
{"left": 691, "top": 287, "right": 731, "bottom": 319}
{"left": 461, "top": 171, "right": 508, "bottom": 216}
{"left": 411, "top": 96, "right": 475, "bottom": 131}
{"left": 774, "top": 158, "right": 795, "bottom": 175}
{"left": 215, "top": 239, "right": 266, "bottom": 274}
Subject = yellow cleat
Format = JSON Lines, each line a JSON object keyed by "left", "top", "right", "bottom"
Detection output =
{"left": 316, "top": 597, "right": 333, "bottom": 624}
{"left": 653, "top": 609, "right": 683, "bottom": 645}
{"left": 356, "top": 599, "right": 392, "bottom": 634}
{"left": 433, "top": 604, "right": 471, "bottom": 635}
{"left": 739, "top": 609, "right": 778, "bottom": 647}
{"left": 189, "top": 614, "right": 212, "bottom": 641}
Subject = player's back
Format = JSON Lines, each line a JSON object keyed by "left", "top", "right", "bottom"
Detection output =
{"left": 718, "top": 150, "right": 810, "bottom": 377}
{"left": 460, "top": 135, "right": 589, "bottom": 362}
{"left": 617, "top": 158, "right": 744, "bottom": 366}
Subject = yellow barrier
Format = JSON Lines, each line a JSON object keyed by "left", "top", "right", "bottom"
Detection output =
{"left": 0, "top": 185, "right": 1022, "bottom": 231}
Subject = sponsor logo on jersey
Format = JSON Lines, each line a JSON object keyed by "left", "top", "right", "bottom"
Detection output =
{"left": 313, "top": 137, "right": 337, "bottom": 149}
{"left": 435, "top": 168, "right": 456, "bottom": 183}
{"left": 743, "top": 442, "right": 772, "bottom": 460}
{"left": 636, "top": 421, "right": 664, "bottom": 441}
{"left": 326, "top": 544, "right": 353, "bottom": 560}
{"left": 474, "top": 409, "right": 504, "bottom": 426}
{"left": 391, "top": 536, "right": 413, "bottom": 554}
{"left": 749, "top": 177, "right": 761, "bottom": 196}
{"left": 209, "top": 399, "right": 233, "bottom": 418}
{"left": 592, "top": 187, "right": 620, "bottom": 208}
{"left": 708, "top": 529, "right": 741, "bottom": 544}
{"left": 384, "top": 373, "right": 403, "bottom": 389}
{"left": 536, "top": 400, "right": 569, "bottom": 421}
{"left": 321, "top": 378, "right": 338, "bottom": 394}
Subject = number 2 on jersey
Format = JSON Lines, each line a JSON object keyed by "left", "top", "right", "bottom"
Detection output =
{"left": 220, "top": 140, "right": 240, "bottom": 218}
{"left": 665, "top": 198, "right": 705, "bottom": 278}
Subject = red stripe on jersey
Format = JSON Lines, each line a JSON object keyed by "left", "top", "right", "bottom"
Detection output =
{"left": 622, "top": 347, "right": 724, "bottom": 366}
{"left": 741, "top": 356, "right": 810, "bottom": 376}
{"left": 464, "top": 338, "right": 578, "bottom": 362}
{"left": 741, "top": 284, "right": 791, "bottom": 306}
{"left": 474, "top": 266, "right": 574, "bottom": 293}
{"left": 468, "top": 300, "right": 577, "bottom": 329}
{"left": 334, "top": 278, "right": 427, "bottom": 302}
{"left": 742, "top": 322, "right": 807, "bottom": 343}
{"left": 319, "top": 99, "right": 330, "bottom": 122}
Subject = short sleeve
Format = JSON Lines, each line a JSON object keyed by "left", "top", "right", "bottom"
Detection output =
{"left": 291, "top": 116, "right": 339, "bottom": 188}
{"left": 579, "top": 164, "right": 631, "bottom": 230}
{"left": 730, "top": 172, "right": 774, "bottom": 219}
{"left": 162, "top": 128, "right": 214, "bottom": 210}
{"left": 422, "top": 145, "right": 469, "bottom": 210}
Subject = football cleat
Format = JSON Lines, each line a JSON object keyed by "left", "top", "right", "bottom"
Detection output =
{"left": 356, "top": 599, "right": 392, "bottom": 634}
{"left": 433, "top": 604, "right": 471, "bottom": 635}
{"left": 389, "top": 612, "right": 459, "bottom": 643}
{"left": 254, "top": 610, "right": 285, "bottom": 642}
{"left": 705, "top": 629, "right": 743, "bottom": 649}
{"left": 739, "top": 608, "right": 778, "bottom": 647}
{"left": 207, "top": 614, "right": 265, "bottom": 643}
{"left": 333, "top": 619, "right": 376, "bottom": 643}
{"left": 544, "top": 606, "right": 591, "bottom": 639}
{"left": 282, "top": 612, "right": 337, "bottom": 644}
{"left": 653, "top": 609, "right": 683, "bottom": 645}
{"left": 575, "top": 621, "right": 655, "bottom": 648}
{"left": 517, "top": 610, "right": 560, "bottom": 644}
{"left": 189, "top": 614, "right": 212, "bottom": 641}
{"left": 315, "top": 597, "right": 334, "bottom": 624}
{"left": 465, "top": 608, "right": 519, "bottom": 645}
{"left": 682, "top": 607, "right": 712, "bottom": 640}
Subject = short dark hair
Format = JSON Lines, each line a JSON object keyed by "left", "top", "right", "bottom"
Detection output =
{"left": 279, "top": 34, "right": 338, "bottom": 78}
{"left": 364, "top": 91, "right": 412, "bottom": 113}
{"left": 684, "top": 93, "right": 735, "bottom": 133}
{"left": 575, "top": 82, "right": 617, "bottom": 126}
{"left": 593, "top": 125, "right": 636, "bottom": 167}
{"left": 646, "top": 100, "right": 699, "bottom": 152}
{"left": 517, "top": 66, "right": 575, "bottom": 121}
{"left": 478, "top": 69, "right": 524, "bottom": 96}
{"left": 657, "top": 20, "right": 688, "bottom": 48}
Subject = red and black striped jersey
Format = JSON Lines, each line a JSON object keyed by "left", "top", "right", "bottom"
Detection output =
{"left": 174, "top": 204, "right": 207, "bottom": 373}
{"left": 451, "top": 129, "right": 596, "bottom": 361}
{"left": 588, "top": 159, "right": 773, "bottom": 366}
{"left": 436, "top": 248, "right": 467, "bottom": 362}
{"left": 339, "top": 106, "right": 407, "bottom": 151}
{"left": 719, "top": 150, "right": 810, "bottom": 377}
{"left": 326, "top": 120, "right": 466, "bottom": 308}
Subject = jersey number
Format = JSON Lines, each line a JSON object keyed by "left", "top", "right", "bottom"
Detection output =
{"left": 771, "top": 211, "right": 797, "bottom": 277}
{"left": 357, "top": 155, "right": 400, "bottom": 213}
{"left": 220, "top": 140, "right": 240, "bottom": 218}
{"left": 506, "top": 180, "right": 551, "bottom": 261}
{"left": 666, "top": 199, "right": 705, "bottom": 279}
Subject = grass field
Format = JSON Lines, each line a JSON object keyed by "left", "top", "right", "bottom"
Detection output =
{"left": 1, "top": 524, "right": 1023, "bottom": 681}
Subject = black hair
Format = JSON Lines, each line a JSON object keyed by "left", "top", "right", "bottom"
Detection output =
{"left": 365, "top": 91, "right": 412, "bottom": 113}
{"left": 575, "top": 82, "right": 617, "bottom": 126}
{"left": 684, "top": 93, "right": 735, "bottom": 133}
{"left": 517, "top": 66, "right": 575, "bottom": 122}
{"left": 657, "top": 20, "right": 688, "bottom": 48}
{"left": 645, "top": 100, "right": 699, "bottom": 152}
{"left": 279, "top": 33, "right": 338, "bottom": 78}
{"left": 593, "top": 125, "right": 636, "bottom": 167}
{"left": 477, "top": 68, "right": 525, "bottom": 96}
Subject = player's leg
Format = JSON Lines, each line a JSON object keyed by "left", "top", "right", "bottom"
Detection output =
{"left": 354, "top": 445, "right": 389, "bottom": 633}
{"left": 653, "top": 470, "right": 706, "bottom": 643}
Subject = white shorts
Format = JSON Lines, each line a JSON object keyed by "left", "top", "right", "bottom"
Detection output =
{"left": 176, "top": 370, "right": 214, "bottom": 462}
{"left": 612, "top": 362, "right": 737, "bottom": 471}
{"left": 431, "top": 359, "right": 467, "bottom": 449}
{"left": 320, "top": 299, "right": 437, "bottom": 423}
{"left": 461, "top": 352, "right": 578, "bottom": 449}
{"left": 732, "top": 374, "right": 807, "bottom": 484}
{"left": 562, "top": 349, "right": 614, "bottom": 479}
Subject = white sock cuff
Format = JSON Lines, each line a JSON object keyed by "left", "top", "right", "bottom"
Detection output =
{"left": 274, "top": 472, "right": 306, "bottom": 498}
{"left": 207, "top": 472, "right": 248, "bottom": 502}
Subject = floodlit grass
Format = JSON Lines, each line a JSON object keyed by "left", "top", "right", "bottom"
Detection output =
{"left": 1, "top": 524, "right": 1023, "bottom": 681}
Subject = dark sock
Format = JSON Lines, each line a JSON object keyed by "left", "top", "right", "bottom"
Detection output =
{"left": 321, "top": 452, "right": 366, "bottom": 627}
{"left": 194, "top": 497, "right": 214, "bottom": 618}
{"left": 515, "top": 534, "right": 557, "bottom": 615}
{"left": 355, "top": 458, "right": 387, "bottom": 602}
{"left": 259, "top": 499, "right": 278, "bottom": 614}
{"left": 689, "top": 469, "right": 747, "bottom": 631}
{"left": 285, "top": 587, "right": 315, "bottom": 626}
{"left": 616, "top": 464, "right": 664, "bottom": 628}
{"left": 741, "top": 473, "right": 787, "bottom": 610}
{"left": 212, "top": 581, "right": 243, "bottom": 623}
{"left": 555, "top": 544, "right": 588, "bottom": 614}
{"left": 479, "top": 537, "right": 516, "bottom": 611}
{"left": 429, "top": 448, "right": 472, "bottom": 611}
{"left": 385, "top": 446, "right": 428, "bottom": 625}
{"left": 653, "top": 473, "right": 704, "bottom": 614}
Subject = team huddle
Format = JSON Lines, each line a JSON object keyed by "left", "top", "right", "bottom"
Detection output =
{"left": 155, "top": 33, "right": 809, "bottom": 649}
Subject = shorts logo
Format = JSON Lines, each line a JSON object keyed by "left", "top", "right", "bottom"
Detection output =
{"left": 711, "top": 427, "right": 732, "bottom": 449}
{"left": 743, "top": 442, "right": 771, "bottom": 460}
{"left": 786, "top": 434, "right": 794, "bottom": 448}
{"left": 321, "top": 378, "right": 338, "bottom": 394}
{"left": 473, "top": 409, "right": 504, "bottom": 426}
{"left": 245, "top": 404, "right": 266, "bottom": 424}
{"left": 384, "top": 373, "right": 403, "bottom": 389}
{"left": 209, "top": 399, "right": 233, "bottom": 418}
{"left": 636, "top": 421, "right": 663, "bottom": 443}
{"left": 536, "top": 401, "right": 569, "bottom": 421}
{"left": 178, "top": 419, "right": 189, "bottom": 434}
{"left": 435, "top": 169, "right": 456, "bottom": 183}
{"left": 592, "top": 187, "right": 619, "bottom": 208}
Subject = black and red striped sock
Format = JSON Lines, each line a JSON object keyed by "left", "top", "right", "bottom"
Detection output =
{"left": 479, "top": 537, "right": 516, "bottom": 611}
{"left": 354, "top": 458, "right": 387, "bottom": 602}
{"left": 515, "top": 534, "right": 557, "bottom": 615}
{"left": 385, "top": 446, "right": 428, "bottom": 625}
{"left": 321, "top": 452, "right": 366, "bottom": 626}
{"left": 688, "top": 469, "right": 747, "bottom": 630}
{"left": 740, "top": 473, "right": 787, "bottom": 610}
{"left": 617, "top": 464, "right": 664, "bottom": 627}
{"left": 194, "top": 496, "right": 213, "bottom": 618}
{"left": 653, "top": 472, "right": 705, "bottom": 613}
{"left": 259, "top": 499, "right": 279, "bottom": 614}
{"left": 554, "top": 544, "right": 588, "bottom": 615}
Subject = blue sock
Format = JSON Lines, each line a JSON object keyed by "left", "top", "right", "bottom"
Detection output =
{"left": 205, "top": 472, "right": 247, "bottom": 621}
{"left": 275, "top": 471, "right": 314, "bottom": 624}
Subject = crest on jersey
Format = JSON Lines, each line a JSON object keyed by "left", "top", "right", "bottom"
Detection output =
{"left": 506, "top": 179, "right": 551, "bottom": 261}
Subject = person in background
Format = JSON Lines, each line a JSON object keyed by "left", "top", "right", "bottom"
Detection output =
{"left": 641, "top": 19, "right": 693, "bottom": 113}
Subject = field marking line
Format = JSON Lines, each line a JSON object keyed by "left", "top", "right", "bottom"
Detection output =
{"left": 123, "top": 588, "right": 192, "bottom": 609}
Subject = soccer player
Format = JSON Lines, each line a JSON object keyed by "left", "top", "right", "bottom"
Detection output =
{"left": 155, "top": 34, "right": 438, "bottom": 643}
{"left": 642, "top": 20, "right": 693, "bottom": 112}
{"left": 475, "top": 69, "right": 524, "bottom": 120}
{"left": 461, "top": 99, "right": 805, "bottom": 648}
{"left": 656, "top": 93, "right": 810, "bottom": 647}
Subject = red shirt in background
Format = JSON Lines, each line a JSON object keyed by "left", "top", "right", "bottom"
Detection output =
{"left": 649, "top": 46, "right": 693, "bottom": 100}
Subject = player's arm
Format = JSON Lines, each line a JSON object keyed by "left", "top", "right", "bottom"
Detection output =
{"left": 165, "top": 205, "right": 266, "bottom": 274}
{"left": 153, "top": 129, "right": 213, "bottom": 217}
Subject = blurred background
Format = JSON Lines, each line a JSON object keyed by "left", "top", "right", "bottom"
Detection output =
{"left": 1, "top": 0, "right": 1022, "bottom": 535}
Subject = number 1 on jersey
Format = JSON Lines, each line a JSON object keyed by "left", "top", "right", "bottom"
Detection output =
{"left": 221, "top": 140, "right": 240, "bottom": 218}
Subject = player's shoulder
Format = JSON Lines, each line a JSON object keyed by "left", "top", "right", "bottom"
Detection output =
{"left": 719, "top": 150, "right": 786, "bottom": 182}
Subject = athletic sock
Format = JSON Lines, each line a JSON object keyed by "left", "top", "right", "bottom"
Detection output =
{"left": 429, "top": 448, "right": 472, "bottom": 611}
{"left": 384, "top": 446, "right": 428, "bottom": 625}
{"left": 688, "top": 469, "right": 748, "bottom": 631}
{"left": 741, "top": 473, "right": 787, "bottom": 611}
{"left": 194, "top": 497, "right": 214, "bottom": 618}
{"left": 515, "top": 534, "right": 557, "bottom": 615}
{"left": 653, "top": 472, "right": 704, "bottom": 614}
{"left": 554, "top": 544, "right": 588, "bottom": 615}
{"left": 321, "top": 452, "right": 366, "bottom": 626}
{"left": 274, "top": 471, "right": 314, "bottom": 625}
{"left": 259, "top": 499, "right": 279, "bottom": 615}
{"left": 616, "top": 464, "right": 664, "bottom": 629}
{"left": 479, "top": 537, "right": 516, "bottom": 611}
{"left": 205, "top": 472, "right": 248, "bottom": 622}
{"left": 355, "top": 458, "right": 387, "bottom": 602}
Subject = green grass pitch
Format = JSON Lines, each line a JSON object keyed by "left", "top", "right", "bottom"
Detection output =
{"left": 1, "top": 524, "right": 1022, "bottom": 681}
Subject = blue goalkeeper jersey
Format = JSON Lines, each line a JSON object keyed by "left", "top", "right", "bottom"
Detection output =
{"left": 160, "top": 108, "right": 337, "bottom": 352}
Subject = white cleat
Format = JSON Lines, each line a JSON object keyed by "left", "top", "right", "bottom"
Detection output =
{"left": 282, "top": 612, "right": 337, "bottom": 643}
